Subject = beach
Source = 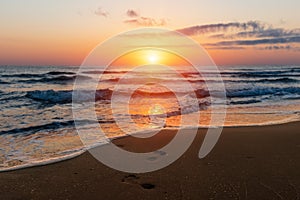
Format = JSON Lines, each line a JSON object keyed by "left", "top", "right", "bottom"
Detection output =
{"left": 0, "top": 122, "right": 299, "bottom": 200}
{"left": 1, "top": 1, "right": 300, "bottom": 199}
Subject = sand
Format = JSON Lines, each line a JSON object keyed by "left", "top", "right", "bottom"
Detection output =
{"left": 0, "top": 122, "right": 299, "bottom": 200}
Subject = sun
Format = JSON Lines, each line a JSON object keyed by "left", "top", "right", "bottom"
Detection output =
{"left": 147, "top": 53, "right": 159, "bottom": 64}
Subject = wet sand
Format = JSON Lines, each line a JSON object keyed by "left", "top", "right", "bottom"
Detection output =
{"left": 0, "top": 122, "right": 299, "bottom": 200}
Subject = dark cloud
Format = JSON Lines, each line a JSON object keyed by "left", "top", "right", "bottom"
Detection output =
{"left": 124, "top": 17, "right": 167, "bottom": 26}
{"left": 176, "top": 21, "right": 266, "bottom": 36}
{"left": 232, "top": 28, "right": 300, "bottom": 39}
{"left": 256, "top": 45, "right": 300, "bottom": 51}
{"left": 126, "top": 9, "right": 139, "bottom": 18}
{"left": 258, "top": 45, "right": 292, "bottom": 50}
{"left": 94, "top": 7, "right": 109, "bottom": 17}
{"left": 209, "top": 29, "right": 300, "bottom": 40}
{"left": 206, "top": 36, "right": 300, "bottom": 46}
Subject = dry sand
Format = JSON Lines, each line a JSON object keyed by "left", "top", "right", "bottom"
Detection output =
{"left": 0, "top": 122, "right": 299, "bottom": 200}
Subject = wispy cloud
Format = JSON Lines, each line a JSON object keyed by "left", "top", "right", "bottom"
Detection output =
{"left": 206, "top": 36, "right": 300, "bottom": 46}
{"left": 235, "top": 28, "right": 300, "bottom": 38}
{"left": 177, "top": 21, "right": 266, "bottom": 36}
{"left": 124, "top": 9, "right": 168, "bottom": 26}
{"left": 206, "top": 46, "right": 246, "bottom": 50}
{"left": 257, "top": 45, "right": 292, "bottom": 50}
{"left": 94, "top": 7, "right": 109, "bottom": 18}
{"left": 126, "top": 9, "right": 139, "bottom": 18}
{"left": 124, "top": 17, "right": 167, "bottom": 26}
{"left": 255, "top": 45, "right": 300, "bottom": 51}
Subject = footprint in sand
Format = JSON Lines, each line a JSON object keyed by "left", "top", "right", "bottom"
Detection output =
{"left": 121, "top": 174, "right": 155, "bottom": 190}
{"left": 140, "top": 183, "right": 155, "bottom": 190}
{"left": 121, "top": 174, "right": 139, "bottom": 184}
{"left": 146, "top": 150, "right": 167, "bottom": 162}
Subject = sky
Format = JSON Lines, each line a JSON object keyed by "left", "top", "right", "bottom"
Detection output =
{"left": 0, "top": 0, "right": 300, "bottom": 66}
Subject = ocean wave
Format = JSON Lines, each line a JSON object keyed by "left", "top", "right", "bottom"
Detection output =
{"left": 283, "top": 96, "right": 300, "bottom": 100}
{"left": 21, "top": 75, "right": 91, "bottom": 84}
{"left": 130, "top": 99, "right": 210, "bottom": 119}
{"left": 0, "top": 149, "right": 86, "bottom": 173}
{"left": 99, "top": 76, "right": 298, "bottom": 85}
{"left": 0, "top": 120, "right": 75, "bottom": 136}
{"left": 1, "top": 71, "right": 79, "bottom": 82}
{"left": 46, "top": 71, "right": 76, "bottom": 75}
{"left": 131, "top": 88, "right": 210, "bottom": 98}
{"left": 82, "top": 70, "right": 127, "bottom": 74}
{"left": 0, "top": 119, "right": 99, "bottom": 136}
{"left": 46, "top": 75, "right": 91, "bottom": 82}
{"left": 230, "top": 99, "right": 261, "bottom": 105}
{"left": 1, "top": 73, "right": 45, "bottom": 78}
{"left": 132, "top": 89, "right": 175, "bottom": 97}
{"left": 237, "top": 72, "right": 300, "bottom": 78}
{"left": 1, "top": 71, "right": 76, "bottom": 78}
{"left": 288, "top": 68, "right": 300, "bottom": 73}
{"left": 226, "top": 86, "right": 300, "bottom": 98}
{"left": 0, "top": 91, "right": 24, "bottom": 101}
{"left": 190, "top": 68, "right": 300, "bottom": 76}
{"left": 0, "top": 80, "right": 9, "bottom": 84}
{"left": 102, "top": 77, "right": 120, "bottom": 82}
{"left": 188, "top": 79, "right": 205, "bottom": 83}
{"left": 26, "top": 89, "right": 113, "bottom": 104}
{"left": 25, "top": 87, "right": 210, "bottom": 105}
{"left": 253, "top": 77, "right": 299, "bottom": 83}
{"left": 225, "top": 77, "right": 299, "bottom": 84}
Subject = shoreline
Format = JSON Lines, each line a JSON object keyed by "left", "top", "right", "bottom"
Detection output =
{"left": 0, "top": 121, "right": 299, "bottom": 199}
{"left": 1, "top": 119, "right": 300, "bottom": 173}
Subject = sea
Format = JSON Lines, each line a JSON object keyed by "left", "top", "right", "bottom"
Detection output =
{"left": 0, "top": 65, "right": 300, "bottom": 171}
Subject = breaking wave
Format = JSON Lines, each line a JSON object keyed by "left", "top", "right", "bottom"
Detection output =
{"left": 26, "top": 89, "right": 113, "bottom": 104}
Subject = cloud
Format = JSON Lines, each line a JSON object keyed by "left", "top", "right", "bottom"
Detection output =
{"left": 176, "top": 21, "right": 266, "bottom": 36}
{"left": 177, "top": 21, "right": 300, "bottom": 39}
{"left": 176, "top": 21, "right": 300, "bottom": 51}
{"left": 255, "top": 45, "right": 300, "bottom": 51}
{"left": 94, "top": 7, "right": 109, "bottom": 17}
{"left": 257, "top": 45, "right": 292, "bottom": 50}
{"left": 124, "top": 17, "right": 168, "bottom": 26}
{"left": 206, "top": 36, "right": 300, "bottom": 46}
{"left": 206, "top": 46, "right": 246, "bottom": 50}
{"left": 124, "top": 9, "right": 168, "bottom": 27}
{"left": 208, "top": 29, "right": 300, "bottom": 40}
{"left": 232, "top": 28, "right": 300, "bottom": 39}
{"left": 126, "top": 9, "right": 139, "bottom": 18}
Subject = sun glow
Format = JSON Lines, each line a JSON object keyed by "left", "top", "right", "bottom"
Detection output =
{"left": 109, "top": 49, "right": 192, "bottom": 68}
{"left": 147, "top": 53, "right": 159, "bottom": 64}
{"left": 148, "top": 104, "right": 165, "bottom": 115}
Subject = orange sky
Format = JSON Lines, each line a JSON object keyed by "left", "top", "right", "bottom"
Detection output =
{"left": 1, "top": 0, "right": 300, "bottom": 66}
